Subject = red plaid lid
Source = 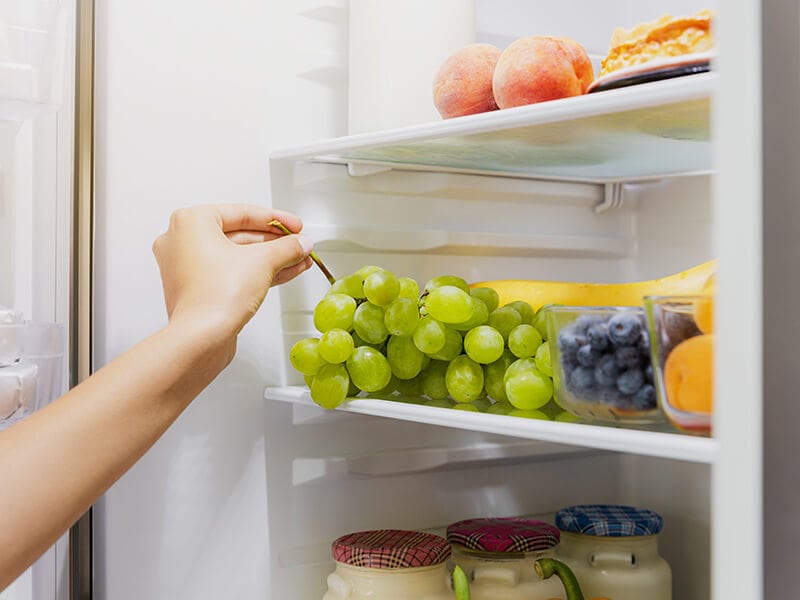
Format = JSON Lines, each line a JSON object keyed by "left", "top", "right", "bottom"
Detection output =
{"left": 332, "top": 530, "right": 451, "bottom": 569}
{"left": 446, "top": 518, "right": 560, "bottom": 553}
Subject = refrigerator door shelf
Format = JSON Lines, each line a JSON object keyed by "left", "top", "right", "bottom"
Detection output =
{"left": 265, "top": 385, "right": 719, "bottom": 464}
{"left": 271, "top": 73, "right": 715, "bottom": 184}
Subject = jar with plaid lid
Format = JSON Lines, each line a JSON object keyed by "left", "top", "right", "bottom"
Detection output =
{"left": 445, "top": 517, "right": 566, "bottom": 599}
{"left": 322, "top": 529, "right": 455, "bottom": 600}
{"left": 554, "top": 504, "right": 671, "bottom": 600}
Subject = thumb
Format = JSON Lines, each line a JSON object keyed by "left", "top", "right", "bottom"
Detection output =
{"left": 256, "top": 234, "right": 314, "bottom": 280}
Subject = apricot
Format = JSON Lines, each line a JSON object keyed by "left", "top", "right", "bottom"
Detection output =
{"left": 492, "top": 36, "right": 594, "bottom": 109}
{"left": 433, "top": 43, "right": 502, "bottom": 119}
{"left": 693, "top": 274, "right": 716, "bottom": 334}
{"left": 664, "top": 334, "right": 714, "bottom": 413}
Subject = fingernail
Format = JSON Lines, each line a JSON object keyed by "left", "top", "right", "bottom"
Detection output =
{"left": 296, "top": 235, "right": 314, "bottom": 256}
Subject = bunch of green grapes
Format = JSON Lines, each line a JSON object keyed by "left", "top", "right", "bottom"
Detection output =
{"left": 289, "top": 265, "right": 576, "bottom": 422}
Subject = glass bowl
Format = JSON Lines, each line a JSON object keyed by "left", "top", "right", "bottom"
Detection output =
{"left": 546, "top": 306, "right": 663, "bottom": 425}
{"left": 644, "top": 295, "right": 713, "bottom": 434}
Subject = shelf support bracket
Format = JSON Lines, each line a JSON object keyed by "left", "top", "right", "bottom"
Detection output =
{"left": 347, "top": 162, "right": 393, "bottom": 177}
{"left": 595, "top": 182, "right": 625, "bottom": 214}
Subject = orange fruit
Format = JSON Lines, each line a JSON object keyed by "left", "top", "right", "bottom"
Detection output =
{"left": 693, "top": 273, "right": 716, "bottom": 334}
{"left": 664, "top": 334, "right": 714, "bottom": 413}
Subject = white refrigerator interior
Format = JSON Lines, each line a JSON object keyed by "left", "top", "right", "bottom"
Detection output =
{"left": 0, "top": 0, "right": 75, "bottom": 598}
{"left": 94, "top": 1, "right": 760, "bottom": 600}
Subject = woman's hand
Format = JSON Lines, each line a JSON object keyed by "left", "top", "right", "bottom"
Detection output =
{"left": 152, "top": 204, "right": 313, "bottom": 344}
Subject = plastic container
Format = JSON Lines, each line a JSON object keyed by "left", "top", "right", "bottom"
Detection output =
{"left": 446, "top": 517, "right": 566, "bottom": 599}
{"left": 323, "top": 529, "right": 454, "bottom": 600}
{"left": 546, "top": 306, "right": 662, "bottom": 424}
{"left": 0, "top": 361, "right": 36, "bottom": 422}
{"left": 348, "top": 0, "right": 476, "bottom": 134}
{"left": 21, "top": 320, "right": 65, "bottom": 413}
{"left": 555, "top": 504, "right": 671, "bottom": 600}
{"left": 644, "top": 295, "right": 713, "bottom": 434}
{"left": 0, "top": 305, "right": 24, "bottom": 365}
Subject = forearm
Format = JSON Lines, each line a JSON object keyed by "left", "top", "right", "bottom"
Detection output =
{"left": 0, "top": 319, "right": 231, "bottom": 589}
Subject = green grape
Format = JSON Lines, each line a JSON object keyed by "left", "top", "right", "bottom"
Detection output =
{"left": 303, "top": 374, "right": 315, "bottom": 388}
{"left": 395, "top": 376, "right": 423, "bottom": 398}
{"left": 509, "top": 409, "right": 549, "bottom": 420}
{"left": 310, "top": 363, "right": 350, "bottom": 409}
{"left": 424, "top": 275, "right": 470, "bottom": 294}
{"left": 353, "top": 302, "right": 389, "bottom": 344}
{"left": 487, "top": 306, "right": 523, "bottom": 341}
{"left": 364, "top": 270, "right": 400, "bottom": 306}
{"left": 533, "top": 304, "right": 561, "bottom": 341}
{"left": 313, "top": 293, "right": 357, "bottom": 333}
{"left": 346, "top": 346, "right": 392, "bottom": 392}
{"left": 328, "top": 273, "right": 365, "bottom": 299}
{"left": 452, "top": 297, "right": 489, "bottom": 331}
{"left": 413, "top": 316, "right": 446, "bottom": 354}
{"left": 507, "top": 324, "right": 543, "bottom": 359}
{"left": 424, "top": 285, "right": 474, "bottom": 324}
{"left": 352, "top": 331, "right": 381, "bottom": 349}
{"left": 451, "top": 403, "right": 480, "bottom": 412}
{"left": 426, "top": 397, "right": 455, "bottom": 409}
{"left": 386, "top": 334, "right": 426, "bottom": 380}
{"left": 374, "top": 375, "right": 399, "bottom": 398}
{"left": 486, "top": 400, "right": 514, "bottom": 415}
{"left": 506, "top": 300, "right": 535, "bottom": 325}
{"left": 471, "top": 397, "right": 492, "bottom": 412}
{"left": 348, "top": 378, "right": 361, "bottom": 397}
{"left": 398, "top": 277, "right": 420, "bottom": 299}
{"left": 318, "top": 328, "right": 355, "bottom": 364}
{"left": 555, "top": 411, "right": 580, "bottom": 423}
{"left": 354, "top": 265, "right": 385, "bottom": 280}
{"left": 384, "top": 297, "right": 420, "bottom": 336}
{"left": 503, "top": 357, "right": 538, "bottom": 385}
{"left": 463, "top": 325, "right": 505, "bottom": 364}
{"left": 505, "top": 369, "right": 553, "bottom": 410}
{"left": 420, "top": 360, "right": 449, "bottom": 400}
{"left": 445, "top": 355, "right": 485, "bottom": 403}
{"left": 484, "top": 350, "right": 515, "bottom": 402}
{"left": 470, "top": 287, "right": 499, "bottom": 313}
{"left": 290, "top": 338, "right": 328, "bottom": 376}
{"left": 427, "top": 327, "right": 463, "bottom": 361}
{"left": 534, "top": 341, "right": 552, "bottom": 376}
{"left": 539, "top": 399, "right": 564, "bottom": 419}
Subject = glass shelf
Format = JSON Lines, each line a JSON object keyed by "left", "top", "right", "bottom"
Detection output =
{"left": 271, "top": 73, "right": 714, "bottom": 183}
{"left": 265, "top": 385, "right": 719, "bottom": 464}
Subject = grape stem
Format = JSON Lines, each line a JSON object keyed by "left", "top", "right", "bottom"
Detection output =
{"left": 534, "top": 558, "right": 585, "bottom": 600}
{"left": 268, "top": 219, "right": 336, "bottom": 285}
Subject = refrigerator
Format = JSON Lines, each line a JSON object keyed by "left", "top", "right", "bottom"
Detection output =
{"left": 4, "top": 0, "right": 796, "bottom": 598}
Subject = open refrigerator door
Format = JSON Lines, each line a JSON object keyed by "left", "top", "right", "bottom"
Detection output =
{"left": 0, "top": 0, "right": 75, "bottom": 599}
{"left": 92, "top": 0, "right": 766, "bottom": 599}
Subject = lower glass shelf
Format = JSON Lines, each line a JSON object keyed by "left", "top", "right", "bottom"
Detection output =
{"left": 265, "top": 385, "right": 719, "bottom": 464}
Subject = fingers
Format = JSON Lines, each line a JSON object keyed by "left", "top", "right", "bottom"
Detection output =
{"left": 272, "top": 257, "right": 314, "bottom": 286}
{"left": 212, "top": 204, "right": 304, "bottom": 235}
{"left": 256, "top": 234, "right": 315, "bottom": 281}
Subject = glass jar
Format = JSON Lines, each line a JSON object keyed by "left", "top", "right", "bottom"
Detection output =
{"left": 322, "top": 529, "right": 454, "bottom": 600}
{"left": 555, "top": 504, "right": 671, "bottom": 600}
{"left": 446, "top": 517, "right": 566, "bottom": 600}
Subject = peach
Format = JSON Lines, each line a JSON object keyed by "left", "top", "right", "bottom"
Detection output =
{"left": 664, "top": 334, "right": 714, "bottom": 414}
{"left": 492, "top": 36, "right": 594, "bottom": 109}
{"left": 433, "top": 43, "right": 502, "bottom": 119}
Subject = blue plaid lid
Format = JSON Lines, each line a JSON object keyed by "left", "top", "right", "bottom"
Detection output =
{"left": 555, "top": 504, "right": 663, "bottom": 537}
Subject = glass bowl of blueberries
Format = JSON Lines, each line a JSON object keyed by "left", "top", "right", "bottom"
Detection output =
{"left": 545, "top": 306, "right": 664, "bottom": 425}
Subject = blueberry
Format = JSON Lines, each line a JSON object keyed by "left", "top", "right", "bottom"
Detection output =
{"left": 615, "top": 346, "right": 642, "bottom": 370}
{"left": 594, "top": 354, "right": 619, "bottom": 387}
{"left": 607, "top": 313, "right": 643, "bottom": 346}
{"left": 576, "top": 344, "right": 604, "bottom": 367}
{"left": 632, "top": 384, "right": 657, "bottom": 410}
{"left": 573, "top": 314, "right": 603, "bottom": 335}
{"left": 558, "top": 330, "right": 586, "bottom": 353}
{"left": 599, "top": 387, "right": 626, "bottom": 407}
{"left": 645, "top": 363, "right": 653, "bottom": 383}
{"left": 617, "top": 368, "right": 645, "bottom": 395}
{"left": 569, "top": 366, "right": 595, "bottom": 391}
{"left": 587, "top": 323, "right": 610, "bottom": 350}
